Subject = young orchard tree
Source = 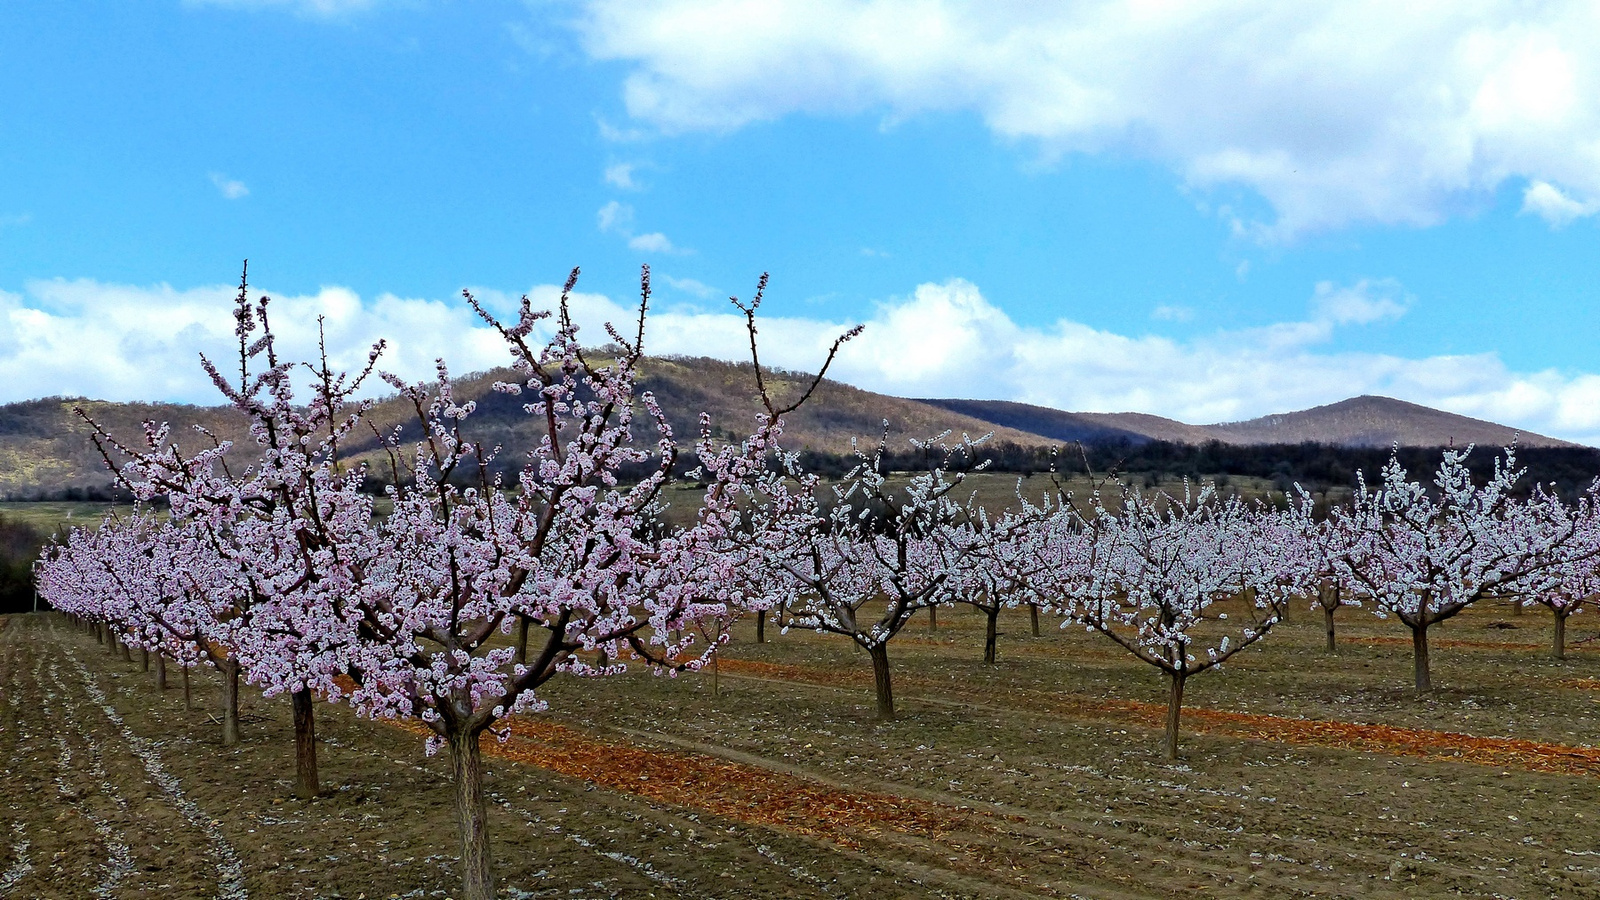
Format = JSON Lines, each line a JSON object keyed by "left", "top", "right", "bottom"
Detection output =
{"left": 956, "top": 498, "right": 1056, "bottom": 664}
{"left": 1308, "top": 515, "right": 1365, "bottom": 653}
{"left": 291, "top": 268, "right": 857, "bottom": 900}
{"left": 1057, "top": 482, "right": 1315, "bottom": 759}
{"left": 1504, "top": 485, "right": 1600, "bottom": 660}
{"left": 41, "top": 514, "right": 241, "bottom": 718}
{"left": 75, "top": 268, "right": 387, "bottom": 798}
{"left": 1329, "top": 446, "right": 1579, "bottom": 695}
{"left": 762, "top": 430, "right": 986, "bottom": 720}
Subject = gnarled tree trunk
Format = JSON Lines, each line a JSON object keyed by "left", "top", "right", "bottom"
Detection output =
{"left": 155, "top": 653, "right": 167, "bottom": 690}
{"left": 867, "top": 643, "right": 895, "bottom": 721}
{"left": 1164, "top": 671, "right": 1186, "bottom": 760}
{"left": 927, "top": 606, "right": 937, "bottom": 633}
{"left": 292, "top": 688, "right": 319, "bottom": 799}
{"left": 448, "top": 727, "right": 494, "bottom": 900}
{"left": 1411, "top": 623, "right": 1431, "bottom": 696}
{"left": 983, "top": 607, "right": 1001, "bottom": 664}
{"left": 756, "top": 609, "right": 766, "bottom": 644}
{"left": 1324, "top": 606, "right": 1337, "bottom": 653}
{"left": 220, "top": 658, "right": 241, "bottom": 746}
{"left": 1554, "top": 609, "right": 1569, "bottom": 661}
{"left": 1030, "top": 603, "right": 1040, "bottom": 637}
{"left": 512, "top": 615, "right": 530, "bottom": 667}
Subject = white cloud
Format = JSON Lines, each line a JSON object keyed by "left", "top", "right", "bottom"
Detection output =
{"left": 1521, "top": 179, "right": 1600, "bottom": 226}
{"left": 627, "top": 232, "right": 682, "bottom": 253}
{"left": 6, "top": 274, "right": 1600, "bottom": 444}
{"left": 597, "top": 200, "right": 689, "bottom": 254}
{"left": 1309, "top": 279, "right": 1409, "bottom": 326}
{"left": 660, "top": 274, "right": 716, "bottom": 298}
{"left": 575, "top": 0, "right": 1600, "bottom": 239}
{"left": 597, "top": 200, "right": 633, "bottom": 233}
{"left": 1151, "top": 304, "right": 1193, "bottom": 323}
{"left": 604, "top": 162, "right": 642, "bottom": 190}
{"left": 209, "top": 172, "right": 249, "bottom": 200}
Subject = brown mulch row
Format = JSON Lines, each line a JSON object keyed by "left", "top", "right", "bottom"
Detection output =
{"left": 394, "top": 716, "right": 1007, "bottom": 850}
{"left": 715, "top": 658, "right": 1600, "bottom": 777}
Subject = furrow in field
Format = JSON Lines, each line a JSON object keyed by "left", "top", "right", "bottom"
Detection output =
{"left": 65, "top": 649, "right": 250, "bottom": 900}
{"left": 41, "top": 656, "right": 137, "bottom": 898}
{"left": 392, "top": 716, "right": 1215, "bottom": 899}
{"left": 714, "top": 658, "right": 1600, "bottom": 777}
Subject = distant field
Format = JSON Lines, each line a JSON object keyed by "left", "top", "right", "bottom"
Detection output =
{"left": 0, "top": 501, "right": 132, "bottom": 537}
{"left": 0, "top": 473, "right": 1336, "bottom": 538}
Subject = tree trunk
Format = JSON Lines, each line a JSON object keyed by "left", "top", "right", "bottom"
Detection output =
{"left": 1324, "top": 606, "right": 1337, "bottom": 653}
{"left": 141, "top": 648, "right": 149, "bottom": 672}
{"left": 1554, "top": 610, "right": 1568, "bottom": 661}
{"left": 121, "top": 639, "right": 132, "bottom": 662}
{"left": 513, "top": 615, "right": 530, "bottom": 667}
{"left": 867, "top": 643, "right": 895, "bottom": 721}
{"left": 97, "top": 622, "right": 105, "bottom": 645}
{"left": 292, "top": 688, "right": 320, "bottom": 799}
{"left": 756, "top": 609, "right": 766, "bottom": 644}
{"left": 1030, "top": 603, "right": 1040, "bottom": 637}
{"left": 1164, "top": 671, "right": 1186, "bottom": 760}
{"left": 220, "top": 659, "right": 241, "bottom": 746}
{"left": 984, "top": 608, "right": 1000, "bottom": 665}
{"left": 928, "top": 606, "right": 937, "bottom": 633}
{"left": 155, "top": 653, "right": 167, "bottom": 690}
{"left": 448, "top": 727, "right": 495, "bottom": 900}
{"left": 1411, "top": 623, "right": 1431, "bottom": 696}
{"left": 182, "top": 665, "right": 192, "bottom": 712}
{"left": 1513, "top": 595, "right": 1524, "bottom": 615}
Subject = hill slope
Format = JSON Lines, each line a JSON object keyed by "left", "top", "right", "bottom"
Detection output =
{"left": 924, "top": 395, "right": 1574, "bottom": 450}
{"left": 0, "top": 357, "right": 1052, "bottom": 499}
{"left": 0, "top": 356, "right": 1578, "bottom": 499}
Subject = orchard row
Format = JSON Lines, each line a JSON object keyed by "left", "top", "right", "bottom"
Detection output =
{"left": 35, "top": 268, "right": 1600, "bottom": 900}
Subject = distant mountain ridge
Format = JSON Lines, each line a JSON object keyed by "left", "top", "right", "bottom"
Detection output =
{"left": 0, "top": 355, "right": 1576, "bottom": 500}
{"left": 919, "top": 395, "right": 1575, "bottom": 450}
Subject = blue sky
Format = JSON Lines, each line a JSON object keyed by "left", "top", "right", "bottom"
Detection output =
{"left": 5, "top": 1, "right": 1600, "bottom": 441}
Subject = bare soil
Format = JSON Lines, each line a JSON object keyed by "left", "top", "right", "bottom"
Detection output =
{"left": 5, "top": 599, "right": 1600, "bottom": 898}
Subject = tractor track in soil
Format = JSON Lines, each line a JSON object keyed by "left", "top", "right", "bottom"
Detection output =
{"left": 711, "top": 658, "right": 1600, "bottom": 777}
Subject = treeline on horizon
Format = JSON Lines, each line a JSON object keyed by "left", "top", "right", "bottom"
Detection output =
{"left": 11, "top": 437, "right": 1600, "bottom": 502}
{"left": 778, "top": 439, "right": 1600, "bottom": 498}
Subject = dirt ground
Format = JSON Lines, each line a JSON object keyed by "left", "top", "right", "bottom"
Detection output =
{"left": 4, "top": 599, "right": 1600, "bottom": 899}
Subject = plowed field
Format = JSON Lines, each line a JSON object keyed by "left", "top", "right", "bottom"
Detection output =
{"left": 6, "top": 599, "right": 1600, "bottom": 898}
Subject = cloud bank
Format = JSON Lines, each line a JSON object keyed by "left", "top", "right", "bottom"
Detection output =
{"left": 5, "top": 275, "right": 1599, "bottom": 445}
{"left": 576, "top": 0, "right": 1600, "bottom": 238}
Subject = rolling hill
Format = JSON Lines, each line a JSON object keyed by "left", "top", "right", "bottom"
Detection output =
{"left": 0, "top": 355, "right": 1580, "bottom": 499}
{"left": 923, "top": 395, "right": 1574, "bottom": 450}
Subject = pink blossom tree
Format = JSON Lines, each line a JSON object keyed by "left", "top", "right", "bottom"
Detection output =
{"left": 1328, "top": 446, "right": 1581, "bottom": 694}
{"left": 760, "top": 430, "right": 986, "bottom": 720}
{"left": 294, "top": 269, "right": 854, "bottom": 900}
{"left": 1046, "top": 482, "right": 1316, "bottom": 759}
{"left": 73, "top": 268, "right": 387, "bottom": 798}
{"left": 1504, "top": 485, "right": 1600, "bottom": 659}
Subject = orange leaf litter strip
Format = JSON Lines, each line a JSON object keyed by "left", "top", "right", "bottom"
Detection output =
{"left": 716, "top": 659, "right": 1600, "bottom": 777}
{"left": 390, "top": 717, "right": 1006, "bottom": 851}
